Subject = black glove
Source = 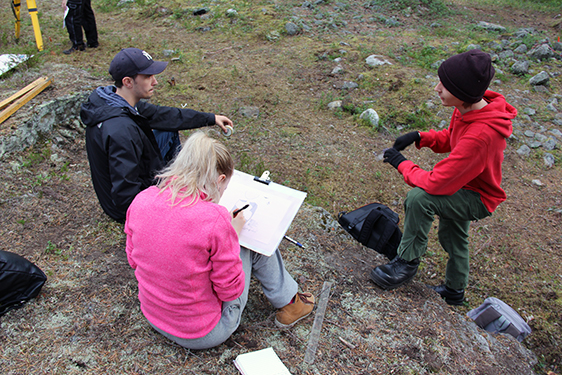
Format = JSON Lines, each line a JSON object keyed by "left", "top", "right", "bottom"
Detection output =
{"left": 393, "top": 131, "right": 421, "bottom": 151}
{"left": 383, "top": 148, "right": 407, "bottom": 169}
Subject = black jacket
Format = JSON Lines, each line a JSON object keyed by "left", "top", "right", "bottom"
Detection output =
{"left": 80, "top": 87, "right": 216, "bottom": 222}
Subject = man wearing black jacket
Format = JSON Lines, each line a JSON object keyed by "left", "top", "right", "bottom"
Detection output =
{"left": 80, "top": 48, "right": 233, "bottom": 222}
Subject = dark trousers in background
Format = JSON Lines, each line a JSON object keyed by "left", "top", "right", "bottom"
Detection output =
{"left": 65, "top": 0, "right": 98, "bottom": 48}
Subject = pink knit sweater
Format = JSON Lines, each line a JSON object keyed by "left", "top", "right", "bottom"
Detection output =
{"left": 125, "top": 186, "right": 245, "bottom": 339}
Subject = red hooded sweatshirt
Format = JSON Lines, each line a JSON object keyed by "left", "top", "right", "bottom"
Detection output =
{"left": 397, "top": 90, "right": 517, "bottom": 213}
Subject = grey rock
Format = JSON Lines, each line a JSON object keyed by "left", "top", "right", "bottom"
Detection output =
{"left": 327, "top": 100, "right": 342, "bottom": 110}
{"left": 498, "top": 50, "right": 514, "bottom": 60}
{"left": 553, "top": 42, "right": 562, "bottom": 51}
{"left": 488, "top": 41, "right": 504, "bottom": 51}
{"left": 0, "top": 92, "right": 89, "bottom": 159}
{"left": 523, "top": 108, "right": 536, "bottom": 116}
{"left": 544, "top": 138, "right": 557, "bottom": 150}
{"left": 162, "top": 49, "right": 174, "bottom": 57}
{"left": 285, "top": 22, "right": 300, "bottom": 36}
{"left": 511, "top": 60, "right": 529, "bottom": 75}
{"left": 366, "top": 55, "right": 392, "bottom": 67}
{"left": 514, "top": 44, "right": 528, "bottom": 54}
{"left": 524, "top": 130, "right": 535, "bottom": 137}
{"left": 535, "top": 133, "right": 548, "bottom": 142}
{"left": 514, "top": 28, "right": 535, "bottom": 38}
{"left": 532, "top": 85, "right": 550, "bottom": 93}
{"left": 342, "top": 81, "right": 359, "bottom": 90}
{"left": 431, "top": 59, "right": 445, "bottom": 69}
{"left": 466, "top": 44, "right": 481, "bottom": 51}
{"left": 544, "top": 153, "right": 555, "bottom": 168}
{"left": 527, "top": 44, "right": 555, "bottom": 61}
{"left": 516, "top": 145, "right": 531, "bottom": 157}
{"left": 529, "top": 71, "right": 550, "bottom": 86}
{"left": 477, "top": 21, "right": 506, "bottom": 32}
{"left": 549, "top": 129, "right": 562, "bottom": 138}
{"left": 117, "top": 0, "right": 134, "bottom": 6}
{"left": 360, "top": 109, "right": 380, "bottom": 128}
{"left": 546, "top": 103, "right": 558, "bottom": 112}
{"left": 226, "top": 9, "right": 238, "bottom": 17}
{"left": 331, "top": 65, "right": 344, "bottom": 75}
{"left": 527, "top": 140, "right": 542, "bottom": 148}
{"left": 239, "top": 106, "right": 260, "bottom": 118}
{"left": 385, "top": 17, "right": 401, "bottom": 27}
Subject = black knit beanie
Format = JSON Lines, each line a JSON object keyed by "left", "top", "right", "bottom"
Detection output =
{"left": 437, "top": 49, "right": 495, "bottom": 103}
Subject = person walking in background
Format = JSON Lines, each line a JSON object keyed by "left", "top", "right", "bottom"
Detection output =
{"left": 80, "top": 48, "right": 233, "bottom": 222}
{"left": 62, "top": 0, "right": 98, "bottom": 54}
{"left": 370, "top": 49, "right": 517, "bottom": 305}
{"left": 125, "top": 131, "right": 315, "bottom": 349}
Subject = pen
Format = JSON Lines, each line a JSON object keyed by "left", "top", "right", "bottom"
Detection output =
{"left": 233, "top": 204, "right": 250, "bottom": 218}
{"left": 284, "top": 235, "right": 304, "bottom": 248}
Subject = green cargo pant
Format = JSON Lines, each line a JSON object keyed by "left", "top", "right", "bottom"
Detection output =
{"left": 398, "top": 187, "right": 491, "bottom": 290}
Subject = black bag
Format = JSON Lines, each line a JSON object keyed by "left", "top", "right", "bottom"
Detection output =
{"left": 338, "top": 203, "right": 402, "bottom": 260}
{"left": 0, "top": 250, "right": 47, "bottom": 316}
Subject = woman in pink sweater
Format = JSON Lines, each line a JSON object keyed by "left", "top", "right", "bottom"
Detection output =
{"left": 125, "top": 131, "right": 314, "bottom": 349}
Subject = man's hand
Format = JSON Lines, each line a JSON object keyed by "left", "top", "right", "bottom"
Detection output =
{"left": 214, "top": 115, "right": 233, "bottom": 133}
{"left": 383, "top": 148, "right": 407, "bottom": 169}
{"left": 393, "top": 131, "right": 420, "bottom": 151}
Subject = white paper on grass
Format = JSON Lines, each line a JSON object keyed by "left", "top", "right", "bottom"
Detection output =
{"left": 233, "top": 347, "right": 291, "bottom": 375}
{"left": 219, "top": 170, "right": 306, "bottom": 257}
{"left": 0, "top": 54, "right": 30, "bottom": 76}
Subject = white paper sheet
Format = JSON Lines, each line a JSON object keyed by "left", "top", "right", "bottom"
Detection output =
{"left": 219, "top": 170, "right": 306, "bottom": 256}
{"left": 0, "top": 54, "right": 30, "bottom": 76}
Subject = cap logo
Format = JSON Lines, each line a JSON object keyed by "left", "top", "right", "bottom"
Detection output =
{"left": 142, "top": 51, "right": 153, "bottom": 61}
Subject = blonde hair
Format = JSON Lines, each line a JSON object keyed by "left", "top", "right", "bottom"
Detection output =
{"left": 156, "top": 131, "right": 234, "bottom": 206}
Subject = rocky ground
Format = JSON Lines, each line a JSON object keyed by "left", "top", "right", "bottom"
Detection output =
{"left": 1, "top": 0, "right": 561, "bottom": 374}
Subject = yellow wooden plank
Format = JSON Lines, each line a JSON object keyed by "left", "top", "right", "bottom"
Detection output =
{"left": 0, "top": 77, "right": 47, "bottom": 111}
{"left": 0, "top": 77, "right": 53, "bottom": 124}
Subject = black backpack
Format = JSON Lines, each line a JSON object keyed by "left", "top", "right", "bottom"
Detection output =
{"left": 338, "top": 203, "right": 402, "bottom": 260}
{"left": 0, "top": 250, "right": 47, "bottom": 316}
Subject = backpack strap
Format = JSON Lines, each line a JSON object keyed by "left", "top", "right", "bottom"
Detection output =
{"left": 358, "top": 208, "right": 397, "bottom": 254}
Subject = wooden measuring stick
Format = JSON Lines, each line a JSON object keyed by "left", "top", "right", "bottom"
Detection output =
{"left": 304, "top": 281, "right": 333, "bottom": 364}
{"left": 0, "top": 77, "right": 52, "bottom": 124}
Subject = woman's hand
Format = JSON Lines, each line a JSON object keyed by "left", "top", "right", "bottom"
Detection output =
{"left": 231, "top": 210, "right": 246, "bottom": 235}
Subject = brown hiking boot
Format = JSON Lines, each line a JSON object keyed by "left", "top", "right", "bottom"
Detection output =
{"left": 275, "top": 292, "right": 315, "bottom": 328}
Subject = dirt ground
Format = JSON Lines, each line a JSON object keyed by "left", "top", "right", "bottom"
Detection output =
{"left": 1, "top": 0, "right": 561, "bottom": 374}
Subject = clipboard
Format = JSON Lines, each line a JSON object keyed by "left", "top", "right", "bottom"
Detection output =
{"left": 219, "top": 170, "right": 307, "bottom": 256}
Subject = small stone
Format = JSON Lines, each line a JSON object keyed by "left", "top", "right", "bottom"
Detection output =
{"left": 226, "top": 9, "right": 238, "bottom": 17}
{"left": 535, "top": 133, "right": 548, "bottom": 142}
{"left": 239, "top": 106, "right": 260, "bottom": 118}
{"left": 328, "top": 101, "right": 342, "bottom": 110}
{"left": 523, "top": 108, "right": 536, "bottom": 116}
{"left": 342, "top": 81, "right": 359, "bottom": 90}
{"left": 511, "top": 60, "right": 529, "bottom": 75}
{"left": 532, "top": 179, "right": 543, "bottom": 186}
{"left": 549, "top": 129, "right": 562, "bottom": 138}
{"left": 544, "top": 138, "right": 557, "bottom": 150}
{"left": 359, "top": 109, "right": 380, "bottom": 127}
{"left": 529, "top": 71, "right": 550, "bottom": 86}
{"left": 544, "top": 153, "right": 555, "bottom": 168}
{"left": 516, "top": 145, "right": 531, "bottom": 157}
{"left": 285, "top": 22, "right": 300, "bottom": 36}
{"left": 331, "top": 65, "right": 344, "bottom": 75}
{"left": 514, "top": 44, "right": 528, "bottom": 54}
{"left": 524, "top": 130, "right": 535, "bottom": 137}
{"left": 527, "top": 140, "right": 542, "bottom": 148}
{"left": 366, "top": 55, "right": 392, "bottom": 67}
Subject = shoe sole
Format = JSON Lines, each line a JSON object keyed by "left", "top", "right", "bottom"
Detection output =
{"left": 274, "top": 310, "right": 313, "bottom": 329}
{"left": 369, "top": 269, "right": 416, "bottom": 290}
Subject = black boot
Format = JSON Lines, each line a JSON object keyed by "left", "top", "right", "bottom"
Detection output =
{"left": 428, "top": 284, "right": 465, "bottom": 305}
{"left": 370, "top": 257, "right": 420, "bottom": 290}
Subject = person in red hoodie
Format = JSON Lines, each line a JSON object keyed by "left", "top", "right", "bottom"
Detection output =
{"left": 370, "top": 49, "right": 517, "bottom": 305}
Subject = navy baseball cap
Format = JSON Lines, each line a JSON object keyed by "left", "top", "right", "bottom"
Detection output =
{"left": 109, "top": 48, "right": 168, "bottom": 82}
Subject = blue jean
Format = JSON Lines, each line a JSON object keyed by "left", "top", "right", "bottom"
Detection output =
{"left": 148, "top": 247, "right": 298, "bottom": 350}
{"left": 152, "top": 130, "right": 181, "bottom": 164}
